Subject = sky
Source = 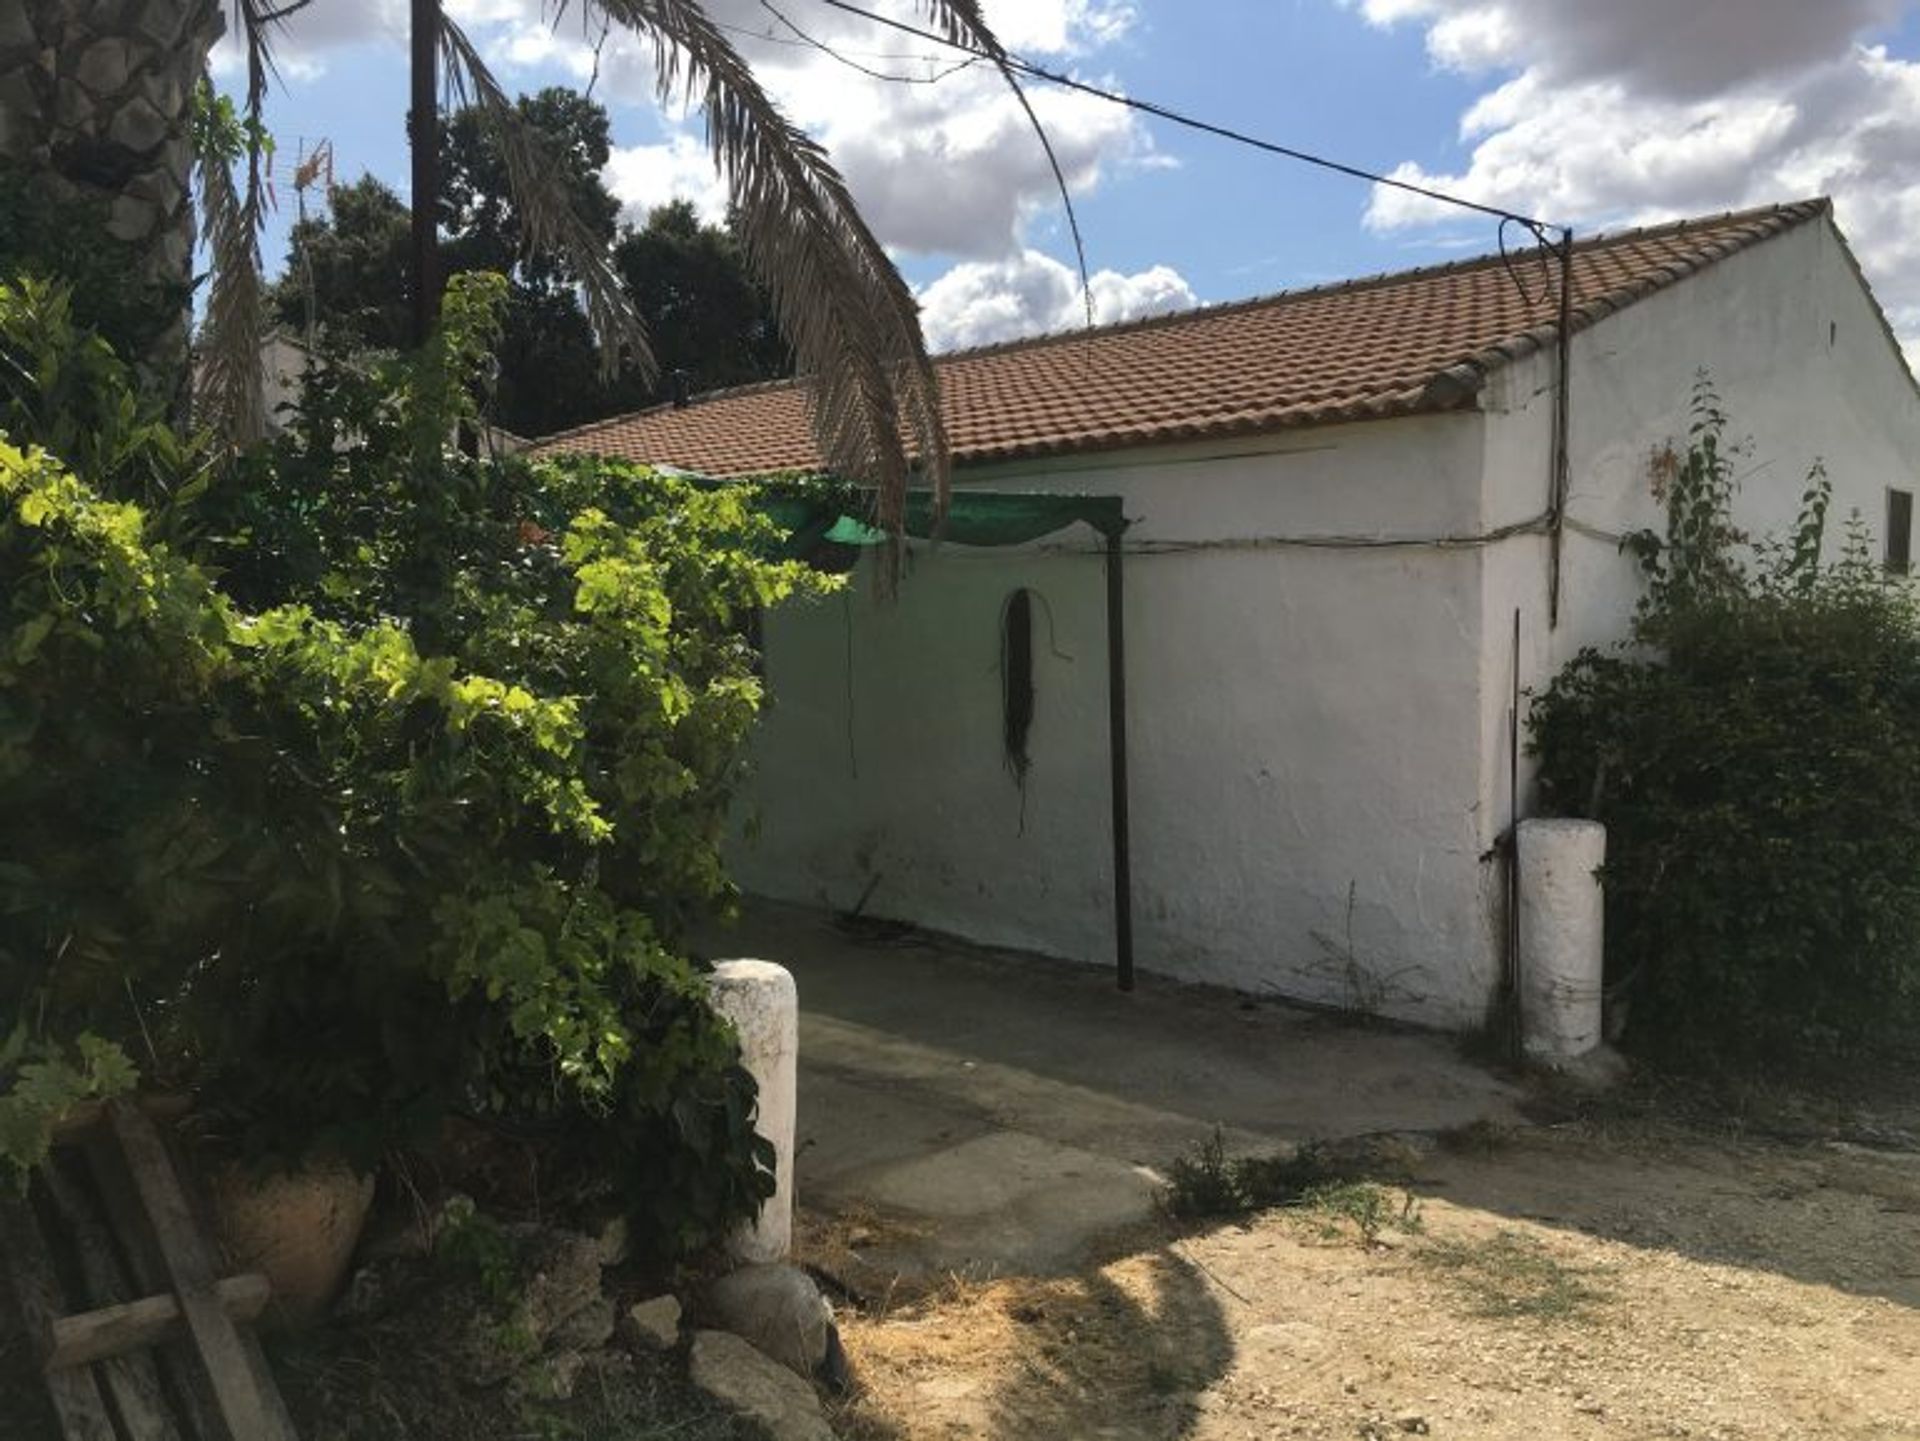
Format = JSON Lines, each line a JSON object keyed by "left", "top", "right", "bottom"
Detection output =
{"left": 223, "top": 0, "right": 1920, "bottom": 356}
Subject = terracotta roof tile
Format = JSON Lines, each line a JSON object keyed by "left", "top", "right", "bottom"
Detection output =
{"left": 532, "top": 200, "right": 1832, "bottom": 474}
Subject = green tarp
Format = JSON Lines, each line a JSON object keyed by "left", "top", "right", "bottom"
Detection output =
{"left": 711, "top": 476, "right": 1127, "bottom": 565}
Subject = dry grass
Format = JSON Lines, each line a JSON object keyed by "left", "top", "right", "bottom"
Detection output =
{"left": 1417, "top": 1230, "right": 1610, "bottom": 1321}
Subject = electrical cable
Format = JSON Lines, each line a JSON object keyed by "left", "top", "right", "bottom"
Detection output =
{"left": 750, "top": 2, "right": 980, "bottom": 84}
{"left": 810, "top": 0, "right": 1569, "bottom": 240}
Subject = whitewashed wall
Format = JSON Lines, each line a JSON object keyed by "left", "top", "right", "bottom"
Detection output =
{"left": 1472, "top": 210, "right": 1920, "bottom": 980}
{"left": 734, "top": 415, "right": 1503, "bottom": 1025}
{"left": 734, "top": 210, "right": 1920, "bottom": 1031}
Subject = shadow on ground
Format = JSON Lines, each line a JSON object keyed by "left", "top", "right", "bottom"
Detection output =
{"left": 1414, "top": 1119, "right": 1920, "bottom": 1311}
{"left": 837, "top": 1244, "right": 1234, "bottom": 1441}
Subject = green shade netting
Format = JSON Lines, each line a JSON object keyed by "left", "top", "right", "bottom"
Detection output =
{"left": 699, "top": 475, "right": 1127, "bottom": 563}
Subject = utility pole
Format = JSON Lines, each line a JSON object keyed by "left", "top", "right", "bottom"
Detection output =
{"left": 408, "top": 0, "right": 441, "bottom": 348}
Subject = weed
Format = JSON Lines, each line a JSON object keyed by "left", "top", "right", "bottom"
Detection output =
{"left": 1300, "top": 1182, "right": 1423, "bottom": 1246}
{"left": 1419, "top": 1231, "right": 1608, "bottom": 1321}
{"left": 1164, "top": 1130, "right": 1421, "bottom": 1245}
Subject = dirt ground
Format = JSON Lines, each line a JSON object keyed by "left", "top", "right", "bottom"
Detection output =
{"left": 816, "top": 1116, "right": 1920, "bottom": 1440}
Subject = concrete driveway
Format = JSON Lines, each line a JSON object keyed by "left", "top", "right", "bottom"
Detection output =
{"left": 700, "top": 901, "right": 1523, "bottom": 1280}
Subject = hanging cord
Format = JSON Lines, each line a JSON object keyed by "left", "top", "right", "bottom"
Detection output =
{"left": 842, "top": 587, "right": 859, "bottom": 779}
{"left": 999, "top": 588, "right": 1035, "bottom": 834}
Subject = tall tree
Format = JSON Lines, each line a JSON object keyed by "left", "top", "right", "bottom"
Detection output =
{"left": 276, "top": 99, "right": 793, "bottom": 437}
{"left": 6, "top": 0, "right": 1036, "bottom": 520}
{"left": 615, "top": 200, "right": 790, "bottom": 403}
{"left": 0, "top": 0, "right": 224, "bottom": 394}
{"left": 274, "top": 175, "right": 412, "bottom": 351}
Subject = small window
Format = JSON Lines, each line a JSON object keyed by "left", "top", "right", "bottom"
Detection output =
{"left": 1889, "top": 489, "right": 1914, "bottom": 575}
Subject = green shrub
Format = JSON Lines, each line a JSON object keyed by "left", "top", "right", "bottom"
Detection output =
{"left": 1529, "top": 377, "right": 1920, "bottom": 1064}
{"left": 0, "top": 274, "right": 832, "bottom": 1259}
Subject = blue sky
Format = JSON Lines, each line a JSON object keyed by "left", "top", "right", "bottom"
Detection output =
{"left": 229, "top": 1, "right": 1920, "bottom": 352}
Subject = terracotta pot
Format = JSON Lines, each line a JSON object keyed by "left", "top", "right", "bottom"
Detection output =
{"left": 209, "top": 1158, "right": 375, "bottom": 1326}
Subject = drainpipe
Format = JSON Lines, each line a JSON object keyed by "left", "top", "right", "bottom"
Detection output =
{"left": 1105, "top": 528, "right": 1135, "bottom": 992}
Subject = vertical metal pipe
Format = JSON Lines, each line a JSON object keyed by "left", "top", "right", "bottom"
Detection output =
{"left": 1105, "top": 530, "right": 1135, "bottom": 992}
{"left": 1547, "top": 228, "right": 1574, "bottom": 627}
{"left": 408, "top": 0, "right": 442, "bottom": 349}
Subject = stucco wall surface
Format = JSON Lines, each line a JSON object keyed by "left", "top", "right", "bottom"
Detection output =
{"left": 1471, "top": 211, "right": 1920, "bottom": 993}
{"left": 734, "top": 212, "right": 1920, "bottom": 1031}
{"left": 734, "top": 416, "right": 1500, "bottom": 1025}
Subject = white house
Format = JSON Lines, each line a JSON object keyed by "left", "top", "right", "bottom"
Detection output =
{"left": 534, "top": 198, "right": 1920, "bottom": 1030}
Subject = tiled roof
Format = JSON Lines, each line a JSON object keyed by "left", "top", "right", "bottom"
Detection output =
{"left": 531, "top": 199, "right": 1832, "bottom": 474}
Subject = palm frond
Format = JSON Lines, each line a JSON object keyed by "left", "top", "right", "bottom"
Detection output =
{"left": 195, "top": 0, "right": 310, "bottom": 446}
{"left": 588, "top": 0, "right": 949, "bottom": 551}
{"left": 438, "top": 16, "right": 655, "bottom": 382}
{"left": 195, "top": 127, "right": 266, "bottom": 445}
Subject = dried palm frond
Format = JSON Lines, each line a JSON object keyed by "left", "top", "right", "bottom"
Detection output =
{"left": 195, "top": 121, "right": 266, "bottom": 445}
{"left": 587, "top": 0, "right": 949, "bottom": 551}
{"left": 438, "top": 16, "right": 654, "bottom": 381}
{"left": 195, "top": 0, "right": 309, "bottom": 446}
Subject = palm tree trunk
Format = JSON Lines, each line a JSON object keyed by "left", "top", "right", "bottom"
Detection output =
{"left": 408, "top": 0, "right": 441, "bottom": 347}
{"left": 0, "top": 0, "right": 224, "bottom": 392}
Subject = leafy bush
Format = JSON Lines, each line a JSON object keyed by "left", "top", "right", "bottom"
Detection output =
{"left": 1529, "top": 377, "right": 1920, "bottom": 1063}
{"left": 0, "top": 273, "right": 832, "bottom": 1259}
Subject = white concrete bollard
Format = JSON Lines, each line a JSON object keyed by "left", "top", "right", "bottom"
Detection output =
{"left": 1517, "top": 819, "right": 1606, "bottom": 1062}
{"left": 707, "top": 959, "right": 798, "bottom": 1264}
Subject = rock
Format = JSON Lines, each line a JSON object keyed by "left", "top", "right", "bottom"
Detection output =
{"left": 689, "top": 1330, "right": 835, "bottom": 1441}
{"left": 512, "top": 1348, "right": 588, "bottom": 1403}
{"left": 1395, "top": 1413, "right": 1430, "bottom": 1434}
{"left": 74, "top": 39, "right": 131, "bottom": 96}
{"left": 511, "top": 1226, "right": 608, "bottom": 1344}
{"left": 106, "top": 95, "right": 170, "bottom": 155}
{"left": 594, "top": 1214, "right": 631, "bottom": 1267}
{"left": 545, "top": 1294, "right": 615, "bottom": 1353}
{"left": 625, "top": 1294, "right": 682, "bottom": 1349}
{"left": 706, "top": 1263, "right": 833, "bottom": 1378}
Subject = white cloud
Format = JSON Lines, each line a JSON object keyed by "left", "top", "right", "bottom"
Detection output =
{"left": 218, "top": 0, "right": 1190, "bottom": 356}
{"left": 604, "top": 135, "right": 731, "bottom": 224}
{"left": 917, "top": 249, "right": 1195, "bottom": 351}
{"left": 209, "top": 0, "right": 407, "bottom": 79}
{"left": 493, "top": 0, "right": 1162, "bottom": 262}
{"left": 1355, "top": 1, "right": 1920, "bottom": 351}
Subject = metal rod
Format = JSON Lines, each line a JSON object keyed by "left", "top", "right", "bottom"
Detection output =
{"left": 1105, "top": 530, "right": 1135, "bottom": 992}
{"left": 408, "top": 0, "right": 442, "bottom": 349}
{"left": 1548, "top": 229, "right": 1574, "bottom": 627}
{"left": 1506, "top": 607, "right": 1523, "bottom": 1061}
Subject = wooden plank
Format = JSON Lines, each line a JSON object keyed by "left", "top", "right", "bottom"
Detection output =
{"left": 41, "top": 1152, "right": 185, "bottom": 1440}
{"left": 82, "top": 1134, "right": 226, "bottom": 1441}
{"left": 108, "top": 1101, "right": 299, "bottom": 1441}
{"left": 51, "top": 1095, "right": 193, "bottom": 1145}
{"left": 0, "top": 1192, "right": 118, "bottom": 1441}
{"left": 47, "top": 1274, "right": 272, "bottom": 1372}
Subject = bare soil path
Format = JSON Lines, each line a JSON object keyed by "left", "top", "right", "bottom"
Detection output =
{"left": 823, "top": 1119, "right": 1920, "bottom": 1440}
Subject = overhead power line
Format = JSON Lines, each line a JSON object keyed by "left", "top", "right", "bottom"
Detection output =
{"left": 810, "top": 0, "right": 1567, "bottom": 241}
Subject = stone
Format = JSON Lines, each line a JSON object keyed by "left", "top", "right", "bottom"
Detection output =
{"left": 74, "top": 38, "right": 131, "bottom": 96}
{"left": 706, "top": 1263, "right": 833, "bottom": 1378}
{"left": 594, "top": 1214, "right": 630, "bottom": 1267}
{"left": 689, "top": 1330, "right": 835, "bottom": 1441}
{"left": 625, "top": 1294, "right": 682, "bottom": 1349}
{"left": 544, "top": 1293, "right": 615, "bottom": 1353}
{"left": 1395, "top": 1414, "right": 1430, "bottom": 1435}
{"left": 0, "top": 4, "right": 37, "bottom": 52}
{"left": 511, "top": 1225, "right": 611, "bottom": 1345}
{"left": 106, "top": 193, "right": 158, "bottom": 242}
{"left": 107, "top": 94, "right": 170, "bottom": 154}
